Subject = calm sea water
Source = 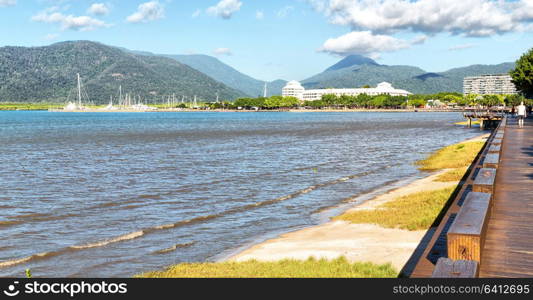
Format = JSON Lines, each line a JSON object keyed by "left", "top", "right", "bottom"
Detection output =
{"left": 0, "top": 111, "right": 480, "bottom": 277}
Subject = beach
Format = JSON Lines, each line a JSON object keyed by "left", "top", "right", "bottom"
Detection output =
{"left": 226, "top": 133, "right": 489, "bottom": 273}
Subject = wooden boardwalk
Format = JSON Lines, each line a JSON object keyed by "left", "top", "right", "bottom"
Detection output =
{"left": 409, "top": 115, "right": 533, "bottom": 277}
{"left": 479, "top": 116, "right": 533, "bottom": 277}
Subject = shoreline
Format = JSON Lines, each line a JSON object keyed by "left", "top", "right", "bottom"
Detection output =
{"left": 2, "top": 108, "right": 466, "bottom": 113}
{"left": 223, "top": 133, "right": 489, "bottom": 274}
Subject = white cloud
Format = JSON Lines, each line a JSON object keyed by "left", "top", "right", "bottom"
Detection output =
{"left": 213, "top": 47, "right": 233, "bottom": 56}
{"left": 207, "top": 0, "right": 242, "bottom": 19}
{"left": 192, "top": 9, "right": 201, "bottom": 18}
{"left": 0, "top": 0, "right": 16, "bottom": 7}
{"left": 277, "top": 6, "right": 294, "bottom": 18}
{"left": 32, "top": 7, "right": 111, "bottom": 31}
{"left": 88, "top": 3, "right": 110, "bottom": 16}
{"left": 512, "top": 0, "right": 533, "bottom": 22}
{"left": 448, "top": 43, "right": 477, "bottom": 51}
{"left": 126, "top": 1, "right": 164, "bottom": 23}
{"left": 255, "top": 10, "right": 264, "bottom": 20}
{"left": 309, "top": 0, "right": 531, "bottom": 37}
{"left": 411, "top": 35, "right": 428, "bottom": 45}
{"left": 309, "top": 0, "right": 533, "bottom": 58}
{"left": 368, "top": 53, "right": 381, "bottom": 60}
{"left": 319, "top": 31, "right": 411, "bottom": 56}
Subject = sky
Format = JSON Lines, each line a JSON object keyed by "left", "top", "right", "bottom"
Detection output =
{"left": 0, "top": 0, "right": 532, "bottom": 81}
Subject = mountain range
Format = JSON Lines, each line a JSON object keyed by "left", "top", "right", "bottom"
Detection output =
{"left": 0, "top": 41, "right": 245, "bottom": 103}
{"left": 121, "top": 48, "right": 287, "bottom": 97}
{"left": 301, "top": 55, "right": 515, "bottom": 95}
{"left": 0, "top": 41, "right": 517, "bottom": 103}
{"left": 164, "top": 54, "right": 287, "bottom": 97}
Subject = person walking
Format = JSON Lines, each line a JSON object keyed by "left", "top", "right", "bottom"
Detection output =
{"left": 517, "top": 101, "right": 527, "bottom": 128}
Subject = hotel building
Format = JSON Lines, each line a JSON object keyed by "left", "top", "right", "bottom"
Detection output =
{"left": 282, "top": 81, "right": 412, "bottom": 101}
{"left": 463, "top": 74, "right": 518, "bottom": 95}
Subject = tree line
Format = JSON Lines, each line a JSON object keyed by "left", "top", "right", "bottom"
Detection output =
{"left": 202, "top": 92, "right": 532, "bottom": 110}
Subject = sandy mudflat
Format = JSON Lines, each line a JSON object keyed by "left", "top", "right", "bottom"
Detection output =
{"left": 227, "top": 134, "right": 490, "bottom": 272}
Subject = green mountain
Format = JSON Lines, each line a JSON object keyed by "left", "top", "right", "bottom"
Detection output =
{"left": 164, "top": 54, "right": 286, "bottom": 97}
{"left": 121, "top": 48, "right": 287, "bottom": 97}
{"left": 325, "top": 54, "right": 379, "bottom": 72}
{"left": 302, "top": 55, "right": 516, "bottom": 94}
{"left": 0, "top": 41, "right": 245, "bottom": 103}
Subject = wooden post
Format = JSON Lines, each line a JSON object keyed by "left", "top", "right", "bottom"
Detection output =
{"left": 447, "top": 192, "right": 491, "bottom": 263}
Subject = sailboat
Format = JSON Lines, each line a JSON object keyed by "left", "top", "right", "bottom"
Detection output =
{"left": 64, "top": 73, "right": 87, "bottom": 111}
{"left": 103, "top": 95, "right": 118, "bottom": 111}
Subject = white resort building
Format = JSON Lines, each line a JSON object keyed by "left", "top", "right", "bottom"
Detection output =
{"left": 463, "top": 74, "right": 518, "bottom": 95}
{"left": 282, "top": 81, "right": 412, "bottom": 101}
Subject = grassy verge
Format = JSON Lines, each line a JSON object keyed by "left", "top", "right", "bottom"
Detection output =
{"left": 137, "top": 257, "right": 397, "bottom": 278}
{"left": 455, "top": 120, "right": 480, "bottom": 126}
{"left": 335, "top": 187, "right": 455, "bottom": 231}
{"left": 0, "top": 103, "right": 64, "bottom": 110}
{"left": 416, "top": 141, "right": 485, "bottom": 171}
{"left": 418, "top": 140, "right": 484, "bottom": 183}
{"left": 435, "top": 167, "right": 469, "bottom": 182}
{"left": 336, "top": 139, "right": 484, "bottom": 230}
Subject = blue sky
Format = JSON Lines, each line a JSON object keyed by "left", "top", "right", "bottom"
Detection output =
{"left": 0, "top": 0, "right": 532, "bottom": 81}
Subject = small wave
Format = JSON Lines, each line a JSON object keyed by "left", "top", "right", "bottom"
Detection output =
{"left": 89, "top": 199, "right": 142, "bottom": 210}
{"left": 0, "top": 220, "right": 24, "bottom": 228}
{"left": 153, "top": 242, "right": 195, "bottom": 255}
{"left": 7, "top": 213, "right": 50, "bottom": 220}
{"left": 138, "top": 194, "right": 162, "bottom": 200}
{"left": 69, "top": 231, "right": 145, "bottom": 250}
{"left": 33, "top": 213, "right": 82, "bottom": 223}
{"left": 0, "top": 166, "right": 395, "bottom": 269}
{"left": 0, "top": 250, "right": 65, "bottom": 268}
{"left": 0, "top": 212, "right": 84, "bottom": 229}
{"left": 311, "top": 176, "right": 418, "bottom": 216}
{"left": 0, "top": 231, "right": 145, "bottom": 269}
{"left": 149, "top": 214, "right": 220, "bottom": 232}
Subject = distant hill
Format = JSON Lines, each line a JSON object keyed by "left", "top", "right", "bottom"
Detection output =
{"left": 303, "top": 64, "right": 426, "bottom": 90}
{"left": 165, "top": 54, "right": 286, "bottom": 97}
{"left": 325, "top": 54, "right": 379, "bottom": 72}
{"left": 302, "top": 56, "right": 516, "bottom": 94}
{"left": 122, "top": 48, "right": 286, "bottom": 97}
{"left": 0, "top": 41, "right": 245, "bottom": 103}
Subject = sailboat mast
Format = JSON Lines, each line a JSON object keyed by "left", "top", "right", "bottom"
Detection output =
{"left": 119, "top": 85, "right": 122, "bottom": 106}
{"left": 263, "top": 82, "right": 268, "bottom": 98}
{"left": 77, "top": 73, "right": 82, "bottom": 107}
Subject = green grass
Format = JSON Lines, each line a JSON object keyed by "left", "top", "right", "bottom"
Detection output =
{"left": 137, "top": 257, "right": 397, "bottom": 278}
{"left": 336, "top": 187, "right": 455, "bottom": 231}
{"left": 416, "top": 141, "right": 485, "bottom": 171}
{"left": 435, "top": 167, "right": 469, "bottom": 182}
{"left": 0, "top": 103, "right": 64, "bottom": 110}
{"left": 455, "top": 120, "right": 481, "bottom": 126}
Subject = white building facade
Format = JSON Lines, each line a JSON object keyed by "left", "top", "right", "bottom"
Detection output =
{"left": 282, "top": 81, "right": 412, "bottom": 101}
{"left": 463, "top": 74, "right": 518, "bottom": 95}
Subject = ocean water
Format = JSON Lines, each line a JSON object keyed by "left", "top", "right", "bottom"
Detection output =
{"left": 0, "top": 111, "right": 480, "bottom": 277}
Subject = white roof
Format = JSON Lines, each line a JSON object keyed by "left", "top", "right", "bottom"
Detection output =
{"left": 284, "top": 80, "right": 304, "bottom": 88}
